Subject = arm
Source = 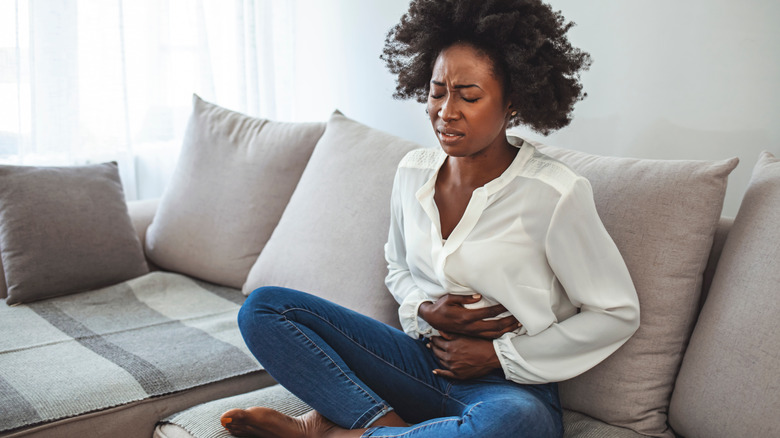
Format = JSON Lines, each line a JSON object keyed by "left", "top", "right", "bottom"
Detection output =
{"left": 419, "top": 295, "right": 519, "bottom": 338}
{"left": 493, "top": 177, "right": 640, "bottom": 384}
{"left": 385, "top": 170, "right": 437, "bottom": 338}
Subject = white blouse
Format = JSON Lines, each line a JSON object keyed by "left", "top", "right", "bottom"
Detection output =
{"left": 384, "top": 137, "right": 640, "bottom": 384}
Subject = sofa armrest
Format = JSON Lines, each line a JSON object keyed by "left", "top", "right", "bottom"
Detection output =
{"left": 700, "top": 216, "right": 733, "bottom": 307}
{"left": 127, "top": 198, "right": 159, "bottom": 254}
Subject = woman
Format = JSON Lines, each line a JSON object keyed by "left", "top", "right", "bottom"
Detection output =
{"left": 221, "top": 1, "right": 639, "bottom": 437}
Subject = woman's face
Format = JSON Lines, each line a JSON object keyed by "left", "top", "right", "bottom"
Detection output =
{"left": 427, "top": 43, "right": 512, "bottom": 158}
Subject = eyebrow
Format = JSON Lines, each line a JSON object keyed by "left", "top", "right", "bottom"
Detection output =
{"left": 431, "top": 80, "right": 482, "bottom": 90}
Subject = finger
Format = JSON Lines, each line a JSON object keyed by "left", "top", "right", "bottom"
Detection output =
{"left": 500, "top": 320, "right": 522, "bottom": 334}
{"left": 494, "top": 316, "right": 521, "bottom": 332}
{"left": 432, "top": 369, "right": 457, "bottom": 379}
{"left": 430, "top": 344, "right": 448, "bottom": 365}
{"left": 438, "top": 330, "right": 457, "bottom": 340}
{"left": 481, "top": 304, "right": 512, "bottom": 318}
{"left": 429, "top": 336, "right": 445, "bottom": 348}
{"left": 458, "top": 305, "right": 511, "bottom": 322}
{"left": 470, "top": 317, "right": 518, "bottom": 334}
{"left": 482, "top": 328, "right": 518, "bottom": 339}
{"left": 443, "top": 293, "right": 483, "bottom": 305}
{"left": 428, "top": 338, "right": 446, "bottom": 356}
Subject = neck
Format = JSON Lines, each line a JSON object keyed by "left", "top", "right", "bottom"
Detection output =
{"left": 444, "top": 140, "right": 517, "bottom": 189}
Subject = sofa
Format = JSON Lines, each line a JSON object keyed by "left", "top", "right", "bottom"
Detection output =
{"left": 0, "top": 95, "right": 777, "bottom": 438}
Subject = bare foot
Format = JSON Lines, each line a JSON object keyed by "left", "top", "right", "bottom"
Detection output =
{"left": 219, "top": 408, "right": 358, "bottom": 438}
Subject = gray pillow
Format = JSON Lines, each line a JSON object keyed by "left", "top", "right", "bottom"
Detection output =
{"left": 242, "top": 111, "right": 422, "bottom": 327}
{"left": 144, "top": 95, "right": 326, "bottom": 289}
{"left": 0, "top": 162, "right": 148, "bottom": 305}
{"left": 530, "top": 139, "right": 738, "bottom": 438}
{"left": 669, "top": 151, "right": 780, "bottom": 438}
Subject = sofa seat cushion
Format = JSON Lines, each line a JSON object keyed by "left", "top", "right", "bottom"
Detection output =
{"left": 0, "top": 162, "right": 148, "bottom": 304}
{"left": 154, "top": 385, "right": 646, "bottom": 438}
{"left": 4, "top": 373, "right": 274, "bottom": 438}
{"left": 0, "top": 272, "right": 259, "bottom": 433}
{"left": 242, "top": 111, "right": 422, "bottom": 327}
{"left": 145, "top": 95, "right": 326, "bottom": 289}
{"left": 155, "top": 384, "right": 312, "bottom": 438}
{"left": 530, "top": 140, "right": 738, "bottom": 437}
{"left": 669, "top": 151, "right": 780, "bottom": 437}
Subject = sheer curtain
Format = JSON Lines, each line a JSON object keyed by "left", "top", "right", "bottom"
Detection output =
{"left": 0, "top": 0, "right": 296, "bottom": 199}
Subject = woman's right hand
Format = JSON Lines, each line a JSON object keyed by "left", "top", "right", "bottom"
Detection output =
{"left": 418, "top": 294, "right": 520, "bottom": 339}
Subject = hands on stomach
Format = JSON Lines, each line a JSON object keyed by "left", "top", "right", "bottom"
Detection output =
{"left": 419, "top": 294, "right": 520, "bottom": 379}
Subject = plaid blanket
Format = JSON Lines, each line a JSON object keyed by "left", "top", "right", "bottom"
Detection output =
{"left": 0, "top": 272, "right": 261, "bottom": 433}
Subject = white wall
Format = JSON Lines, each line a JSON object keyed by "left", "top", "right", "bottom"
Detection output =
{"left": 279, "top": 0, "right": 779, "bottom": 217}
{"left": 141, "top": 0, "right": 779, "bottom": 216}
{"left": 512, "top": 0, "right": 780, "bottom": 217}
{"left": 282, "top": 0, "right": 432, "bottom": 143}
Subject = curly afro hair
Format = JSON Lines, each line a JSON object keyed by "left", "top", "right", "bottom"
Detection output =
{"left": 381, "top": 0, "right": 592, "bottom": 135}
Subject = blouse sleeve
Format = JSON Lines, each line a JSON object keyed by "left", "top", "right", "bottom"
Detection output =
{"left": 493, "top": 177, "right": 640, "bottom": 384}
{"left": 384, "top": 170, "right": 436, "bottom": 338}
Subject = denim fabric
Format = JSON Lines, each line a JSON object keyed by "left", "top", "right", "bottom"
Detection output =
{"left": 238, "top": 286, "right": 563, "bottom": 438}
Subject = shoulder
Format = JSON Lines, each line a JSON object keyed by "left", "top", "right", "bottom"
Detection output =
{"left": 398, "top": 148, "right": 443, "bottom": 170}
{"left": 513, "top": 139, "right": 587, "bottom": 196}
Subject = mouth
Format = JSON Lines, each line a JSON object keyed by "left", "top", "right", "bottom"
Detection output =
{"left": 437, "top": 128, "right": 464, "bottom": 144}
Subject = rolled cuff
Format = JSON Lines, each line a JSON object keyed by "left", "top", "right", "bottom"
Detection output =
{"left": 398, "top": 290, "right": 436, "bottom": 338}
{"left": 493, "top": 334, "right": 548, "bottom": 385}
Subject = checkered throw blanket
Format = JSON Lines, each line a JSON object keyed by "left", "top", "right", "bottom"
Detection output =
{"left": 0, "top": 272, "right": 261, "bottom": 433}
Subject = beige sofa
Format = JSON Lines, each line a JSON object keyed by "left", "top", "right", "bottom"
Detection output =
{"left": 0, "top": 95, "right": 777, "bottom": 438}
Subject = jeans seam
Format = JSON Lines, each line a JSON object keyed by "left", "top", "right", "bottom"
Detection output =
{"left": 281, "top": 307, "right": 463, "bottom": 408}
{"left": 363, "top": 401, "right": 484, "bottom": 437}
{"left": 276, "top": 309, "right": 385, "bottom": 429}
{"left": 363, "top": 405, "right": 395, "bottom": 428}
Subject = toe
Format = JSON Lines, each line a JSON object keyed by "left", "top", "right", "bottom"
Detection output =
{"left": 220, "top": 408, "right": 246, "bottom": 428}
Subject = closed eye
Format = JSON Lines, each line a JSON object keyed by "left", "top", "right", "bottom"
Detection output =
{"left": 429, "top": 94, "right": 478, "bottom": 103}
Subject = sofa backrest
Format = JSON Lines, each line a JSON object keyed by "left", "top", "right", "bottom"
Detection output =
{"left": 699, "top": 217, "right": 732, "bottom": 308}
{"left": 144, "top": 95, "right": 326, "bottom": 290}
{"left": 669, "top": 151, "right": 780, "bottom": 438}
{"left": 240, "top": 111, "right": 422, "bottom": 327}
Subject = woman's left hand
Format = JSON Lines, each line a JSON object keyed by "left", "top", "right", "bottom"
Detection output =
{"left": 428, "top": 331, "right": 502, "bottom": 380}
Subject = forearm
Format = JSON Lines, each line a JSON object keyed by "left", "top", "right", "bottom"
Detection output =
{"left": 493, "top": 305, "right": 639, "bottom": 384}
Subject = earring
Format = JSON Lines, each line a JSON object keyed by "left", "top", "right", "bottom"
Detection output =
{"left": 425, "top": 108, "right": 429, "bottom": 114}
{"left": 511, "top": 110, "right": 518, "bottom": 117}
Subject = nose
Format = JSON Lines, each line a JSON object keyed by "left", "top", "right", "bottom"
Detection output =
{"left": 438, "top": 95, "right": 460, "bottom": 121}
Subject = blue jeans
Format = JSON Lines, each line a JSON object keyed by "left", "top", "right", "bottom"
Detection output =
{"left": 238, "top": 287, "right": 563, "bottom": 438}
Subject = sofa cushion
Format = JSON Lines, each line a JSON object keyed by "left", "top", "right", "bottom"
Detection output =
{"left": 145, "top": 95, "right": 325, "bottom": 289}
{"left": 154, "top": 386, "right": 645, "bottom": 438}
{"left": 242, "top": 111, "right": 422, "bottom": 327}
{"left": 668, "top": 151, "right": 780, "bottom": 438}
{"left": 127, "top": 198, "right": 160, "bottom": 255}
{"left": 0, "top": 249, "right": 6, "bottom": 299}
{"left": 563, "top": 410, "right": 649, "bottom": 438}
{"left": 0, "top": 162, "right": 148, "bottom": 305}
{"left": 156, "top": 384, "right": 312, "bottom": 438}
{"left": 0, "top": 271, "right": 262, "bottom": 433}
{"left": 529, "top": 140, "right": 738, "bottom": 437}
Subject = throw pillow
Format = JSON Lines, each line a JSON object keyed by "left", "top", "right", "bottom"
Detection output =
{"left": 0, "top": 162, "right": 148, "bottom": 305}
{"left": 242, "top": 111, "right": 422, "bottom": 327}
{"left": 668, "top": 151, "right": 779, "bottom": 438}
{"left": 144, "top": 95, "right": 326, "bottom": 289}
{"left": 528, "top": 139, "right": 738, "bottom": 438}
